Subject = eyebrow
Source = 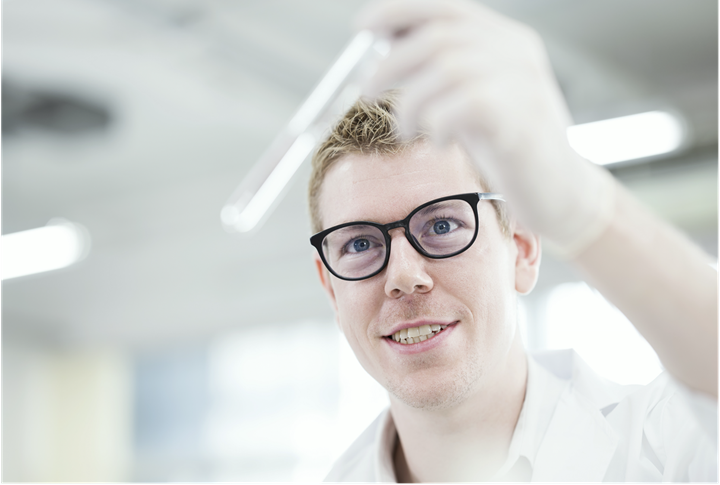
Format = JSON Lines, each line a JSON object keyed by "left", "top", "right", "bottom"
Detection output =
{"left": 333, "top": 197, "right": 463, "bottom": 228}
{"left": 414, "top": 200, "right": 456, "bottom": 219}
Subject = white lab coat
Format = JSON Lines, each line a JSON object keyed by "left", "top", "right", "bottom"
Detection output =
{"left": 324, "top": 349, "right": 717, "bottom": 482}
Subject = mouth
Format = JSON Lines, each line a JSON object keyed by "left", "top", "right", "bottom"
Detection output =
{"left": 385, "top": 323, "right": 451, "bottom": 345}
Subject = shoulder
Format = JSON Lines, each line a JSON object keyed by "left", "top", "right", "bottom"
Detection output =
{"left": 324, "top": 409, "right": 390, "bottom": 482}
{"left": 605, "top": 372, "right": 717, "bottom": 481}
{"left": 531, "top": 348, "right": 639, "bottom": 409}
{"left": 533, "top": 348, "right": 712, "bottom": 432}
{"left": 531, "top": 349, "right": 717, "bottom": 481}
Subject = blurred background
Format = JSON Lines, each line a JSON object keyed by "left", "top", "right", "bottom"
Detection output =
{"left": 2, "top": 0, "right": 717, "bottom": 481}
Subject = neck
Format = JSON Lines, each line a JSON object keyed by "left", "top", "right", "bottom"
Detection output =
{"left": 390, "top": 330, "right": 528, "bottom": 483}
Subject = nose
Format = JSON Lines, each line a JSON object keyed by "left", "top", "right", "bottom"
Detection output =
{"left": 384, "top": 229, "right": 434, "bottom": 298}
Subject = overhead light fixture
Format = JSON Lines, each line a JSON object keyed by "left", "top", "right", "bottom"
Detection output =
{"left": 567, "top": 111, "right": 684, "bottom": 165}
{"left": 221, "top": 30, "right": 390, "bottom": 234}
{"left": 2, "top": 219, "right": 91, "bottom": 280}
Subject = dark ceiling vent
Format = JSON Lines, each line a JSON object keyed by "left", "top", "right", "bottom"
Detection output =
{"left": 2, "top": 81, "right": 112, "bottom": 135}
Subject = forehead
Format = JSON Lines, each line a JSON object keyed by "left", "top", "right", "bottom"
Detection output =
{"left": 319, "top": 143, "right": 484, "bottom": 228}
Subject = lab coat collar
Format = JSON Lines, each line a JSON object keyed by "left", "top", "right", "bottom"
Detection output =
{"left": 372, "top": 349, "right": 622, "bottom": 482}
{"left": 491, "top": 352, "right": 566, "bottom": 479}
{"left": 531, "top": 350, "right": 621, "bottom": 481}
{"left": 531, "top": 385, "right": 620, "bottom": 481}
{"left": 374, "top": 409, "right": 397, "bottom": 482}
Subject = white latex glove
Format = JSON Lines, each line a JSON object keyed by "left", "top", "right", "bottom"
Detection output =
{"left": 357, "top": 0, "right": 615, "bottom": 256}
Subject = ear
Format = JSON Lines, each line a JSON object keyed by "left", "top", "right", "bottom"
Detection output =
{"left": 314, "top": 253, "right": 338, "bottom": 313}
{"left": 512, "top": 222, "right": 542, "bottom": 295}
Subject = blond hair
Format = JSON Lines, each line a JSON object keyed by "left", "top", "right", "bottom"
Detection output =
{"left": 307, "top": 92, "right": 509, "bottom": 236}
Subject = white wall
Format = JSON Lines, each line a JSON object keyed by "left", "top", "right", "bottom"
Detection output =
{"left": 2, "top": 342, "right": 133, "bottom": 481}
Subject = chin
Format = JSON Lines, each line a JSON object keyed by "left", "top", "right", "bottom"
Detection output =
{"left": 384, "top": 361, "right": 485, "bottom": 410}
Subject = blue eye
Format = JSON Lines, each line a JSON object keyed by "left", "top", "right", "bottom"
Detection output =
{"left": 353, "top": 238, "right": 370, "bottom": 252}
{"left": 433, "top": 220, "right": 451, "bottom": 234}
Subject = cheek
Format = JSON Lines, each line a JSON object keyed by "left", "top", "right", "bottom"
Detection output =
{"left": 441, "top": 242, "right": 516, "bottom": 322}
{"left": 335, "top": 282, "right": 371, "bottom": 326}
{"left": 332, "top": 281, "right": 383, "bottom": 357}
{"left": 453, "top": 238, "right": 512, "bottom": 284}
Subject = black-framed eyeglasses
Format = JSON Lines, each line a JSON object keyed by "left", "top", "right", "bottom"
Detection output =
{"left": 310, "top": 192, "right": 505, "bottom": 281}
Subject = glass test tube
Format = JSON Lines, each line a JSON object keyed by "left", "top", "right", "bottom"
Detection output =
{"left": 221, "top": 30, "right": 390, "bottom": 234}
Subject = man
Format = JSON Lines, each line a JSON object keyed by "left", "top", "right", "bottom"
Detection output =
{"left": 307, "top": 0, "right": 717, "bottom": 481}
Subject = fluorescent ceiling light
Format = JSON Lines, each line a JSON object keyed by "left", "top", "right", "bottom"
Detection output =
{"left": 2, "top": 219, "right": 91, "bottom": 280}
{"left": 567, "top": 111, "right": 683, "bottom": 165}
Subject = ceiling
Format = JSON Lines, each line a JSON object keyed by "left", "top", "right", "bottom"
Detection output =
{"left": 2, "top": 0, "right": 717, "bottom": 349}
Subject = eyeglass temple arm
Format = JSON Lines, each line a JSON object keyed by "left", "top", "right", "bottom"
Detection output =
{"left": 478, "top": 192, "right": 505, "bottom": 202}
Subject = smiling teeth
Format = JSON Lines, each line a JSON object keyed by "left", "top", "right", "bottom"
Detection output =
{"left": 392, "top": 324, "right": 447, "bottom": 345}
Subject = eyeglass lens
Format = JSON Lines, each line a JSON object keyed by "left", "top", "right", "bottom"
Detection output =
{"left": 321, "top": 199, "right": 476, "bottom": 279}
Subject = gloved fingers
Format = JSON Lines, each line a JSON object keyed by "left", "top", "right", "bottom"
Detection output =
{"left": 362, "top": 19, "right": 470, "bottom": 99}
{"left": 362, "top": 9, "right": 548, "bottom": 108}
{"left": 418, "top": 80, "right": 517, "bottom": 152}
{"left": 355, "top": 0, "right": 478, "bottom": 36}
{"left": 420, "top": 85, "right": 480, "bottom": 148}
{"left": 393, "top": 48, "right": 474, "bottom": 140}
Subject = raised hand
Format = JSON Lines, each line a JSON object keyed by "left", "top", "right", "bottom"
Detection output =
{"left": 357, "top": 0, "right": 614, "bottom": 254}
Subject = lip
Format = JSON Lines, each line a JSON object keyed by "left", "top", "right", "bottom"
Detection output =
{"left": 383, "top": 320, "right": 457, "bottom": 337}
{"left": 383, "top": 321, "right": 458, "bottom": 354}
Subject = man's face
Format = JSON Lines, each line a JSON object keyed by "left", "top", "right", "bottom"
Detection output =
{"left": 317, "top": 143, "right": 531, "bottom": 409}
